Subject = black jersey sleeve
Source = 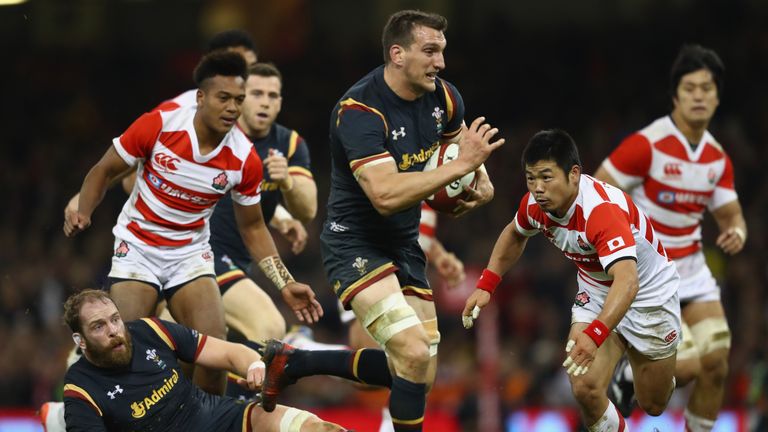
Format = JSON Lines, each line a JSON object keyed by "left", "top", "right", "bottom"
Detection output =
{"left": 287, "top": 133, "right": 313, "bottom": 178}
{"left": 438, "top": 80, "right": 466, "bottom": 139}
{"left": 64, "top": 397, "right": 107, "bottom": 431}
{"left": 335, "top": 102, "right": 391, "bottom": 165}
{"left": 141, "top": 318, "right": 207, "bottom": 363}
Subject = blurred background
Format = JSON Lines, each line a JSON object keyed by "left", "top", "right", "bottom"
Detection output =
{"left": 1, "top": 0, "right": 766, "bottom": 430}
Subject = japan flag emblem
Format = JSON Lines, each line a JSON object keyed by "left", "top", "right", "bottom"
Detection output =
{"left": 607, "top": 236, "right": 625, "bottom": 252}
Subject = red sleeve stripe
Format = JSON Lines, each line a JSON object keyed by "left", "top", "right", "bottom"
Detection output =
{"left": 63, "top": 384, "right": 103, "bottom": 416}
{"left": 337, "top": 98, "right": 389, "bottom": 135}
{"left": 349, "top": 152, "right": 392, "bottom": 173}
{"left": 287, "top": 131, "right": 300, "bottom": 158}
{"left": 194, "top": 334, "right": 208, "bottom": 361}
{"left": 287, "top": 166, "right": 314, "bottom": 179}
{"left": 141, "top": 317, "right": 177, "bottom": 350}
{"left": 439, "top": 79, "right": 456, "bottom": 122}
{"left": 242, "top": 402, "right": 257, "bottom": 432}
{"left": 419, "top": 224, "right": 436, "bottom": 238}
{"left": 127, "top": 221, "right": 192, "bottom": 247}
{"left": 134, "top": 195, "right": 205, "bottom": 231}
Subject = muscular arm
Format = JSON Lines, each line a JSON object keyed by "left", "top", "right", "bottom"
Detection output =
{"left": 712, "top": 200, "right": 747, "bottom": 255}
{"left": 486, "top": 222, "right": 530, "bottom": 275}
{"left": 598, "top": 259, "right": 639, "bottom": 330}
{"left": 78, "top": 146, "right": 132, "bottom": 217}
{"left": 195, "top": 336, "right": 261, "bottom": 379}
{"left": 593, "top": 165, "right": 621, "bottom": 189}
{"left": 281, "top": 175, "right": 317, "bottom": 223}
{"left": 233, "top": 202, "right": 281, "bottom": 262}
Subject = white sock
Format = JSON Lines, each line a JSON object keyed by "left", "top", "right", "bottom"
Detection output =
{"left": 588, "top": 400, "right": 627, "bottom": 432}
{"left": 378, "top": 407, "right": 394, "bottom": 432}
{"left": 684, "top": 408, "right": 716, "bottom": 432}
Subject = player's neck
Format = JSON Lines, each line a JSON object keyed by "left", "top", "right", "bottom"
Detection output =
{"left": 238, "top": 118, "right": 270, "bottom": 139}
{"left": 384, "top": 64, "right": 422, "bottom": 101}
{"left": 193, "top": 114, "right": 226, "bottom": 155}
{"left": 670, "top": 110, "right": 707, "bottom": 146}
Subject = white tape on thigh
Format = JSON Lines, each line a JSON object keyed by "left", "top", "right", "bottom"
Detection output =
{"left": 279, "top": 407, "right": 314, "bottom": 432}
{"left": 362, "top": 292, "right": 421, "bottom": 347}
{"left": 422, "top": 318, "right": 440, "bottom": 357}
{"left": 676, "top": 322, "right": 699, "bottom": 361}
{"left": 690, "top": 317, "right": 731, "bottom": 356}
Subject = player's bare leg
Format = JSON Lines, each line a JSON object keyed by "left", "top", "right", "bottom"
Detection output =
{"left": 626, "top": 347, "right": 677, "bottom": 416}
{"left": 223, "top": 278, "right": 286, "bottom": 341}
{"left": 567, "top": 323, "right": 625, "bottom": 428}
{"left": 683, "top": 301, "right": 730, "bottom": 430}
{"left": 168, "top": 276, "right": 227, "bottom": 395}
{"left": 404, "top": 295, "right": 439, "bottom": 392}
{"left": 109, "top": 281, "right": 159, "bottom": 320}
{"left": 250, "top": 404, "right": 347, "bottom": 431}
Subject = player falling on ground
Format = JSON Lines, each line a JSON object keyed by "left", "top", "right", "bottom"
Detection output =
{"left": 463, "top": 129, "right": 681, "bottom": 432}
{"left": 594, "top": 44, "right": 746, "bottom": 431}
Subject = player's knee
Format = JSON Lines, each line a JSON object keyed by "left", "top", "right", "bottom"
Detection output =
{"left": 391, "top": 335, "right": 430, "bottom": 372}
{"left": 675, "top": 357, "right": 701, "bottom": 386}
{"left": 699, "top": 350, "right": 729, "bottom": 384}
{"left": 569, "top": 376, "right": 603, "bottom": 406}
{"left": 637, "top": 397, "right": 668, "bottom": 417}
{"left": 361, "top": 292, "right": 426, "bottom": 371}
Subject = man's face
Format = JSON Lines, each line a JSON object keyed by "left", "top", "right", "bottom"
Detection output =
{"left": 400, "top": 25, "right": 446, "bottom": 95}
{"left": 673, "top": 68, "right": 720, "bottom": 128}
{"left": 525, "top": 160, "right": 579, "bottom": 216}
{"left": 240, "top": 74, "right": 282, "bottom": 135}
{"left": 79, "top": 299, "right": 133, "bottom": 368}
{"left": 197, "top": 75, "right": 246, "bottom": 135}
{"left": 227, "top": 46, "right": 258, "bottom": 66}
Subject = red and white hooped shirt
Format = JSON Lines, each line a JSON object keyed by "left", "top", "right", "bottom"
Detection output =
{"left": 514, "top": 175, "right": 678, "bottom": 307}
{"left": 601, "top": 116, "right": 738, "bottom": 259}
{"left": 112, "top": 106, "right": 262, "bottom": 249}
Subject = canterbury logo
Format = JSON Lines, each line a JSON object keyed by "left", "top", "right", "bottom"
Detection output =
{"left": 391, "top": 127, "right": 406, "bottom": 141}
{"left": 154, "top": 153, "right": 180, "bottom": 171}
{"left": 663, "top": 162, "right": 682, "bottom": 177}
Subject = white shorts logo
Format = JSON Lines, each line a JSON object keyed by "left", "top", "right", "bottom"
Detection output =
{"left": 607, "top": 236, "right": 626, "bottom": 252}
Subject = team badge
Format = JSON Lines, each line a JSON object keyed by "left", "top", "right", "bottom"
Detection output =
{"left": 574, "top": 291, "right": 590, "bottom": 307}
{"left": 432, "top": 107, "right": 444, "bottom": 134}
{"left": 212, "top": 172, "right": 228, "bottom": 190}
{"left": 115, "top": 241, "right": 130, "bottom": 258}
{"left": 146, "top": 349, "right": 167, "bottom": 370}
{"left": 707, "top": 168, "right": 717, "bottom": 185}
{"left": 352, "top": 257, "right": 368, "bottom": 275}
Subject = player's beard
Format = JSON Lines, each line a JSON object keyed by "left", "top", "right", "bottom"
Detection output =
{"left": 86, "top": 330, "right": 133, "bottom": 368}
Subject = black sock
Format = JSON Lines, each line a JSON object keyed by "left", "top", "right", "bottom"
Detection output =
{"left": 389, "top": 376, "right": 426, "bottom": 431}
{"left": 287, "top": 348, "right": 391, "bottom": 387}
{"left": 243, "top": 340, "right": 264, "bottom": 353}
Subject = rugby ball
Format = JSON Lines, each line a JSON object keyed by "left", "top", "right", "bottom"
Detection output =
{"left": 424, "top": 143, "right": 477, "bottom": 213}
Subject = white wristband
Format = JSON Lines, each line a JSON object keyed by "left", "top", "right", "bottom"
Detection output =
{"left": 248, "top": 360, "right": 265, "bottom": 372}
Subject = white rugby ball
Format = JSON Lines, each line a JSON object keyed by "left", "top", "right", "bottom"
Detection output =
{"left": 423, "top": 143, "right": 477, "bottom": 213}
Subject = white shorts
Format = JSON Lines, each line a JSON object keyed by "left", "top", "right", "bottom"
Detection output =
{"left": 107, "top": 237, "right": 215, "bottom": 298}
{"left": 571, "top": 290, "right": 681, "bottom": 360}
{"left": 674, "top": 251, "right": 720, "bottom": 303}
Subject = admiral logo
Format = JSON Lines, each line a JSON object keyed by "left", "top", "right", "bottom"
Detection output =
{"left": 391, "top": 126, "right": 406, "bottom": 141}
{"left": 211, "top": 172, "right": 228, "bottom": 191}
{"left": 664, "top": 329, "right": 678, "bottom": 344}
{"left": 154, "top": 153, "right": 180, "bottom": 172}
{"left": 107, "top": 385, "right": 123, "bottom": 400}
{"left": 663, "top": 163, "right": 682, "bottom": 177}
{"left": 130, "top": 369, "right": 179, "bottom": 418}
{"left": 261, "top": 181, "right": 280, "bottom": 192}
{"left": 574, "top": 291, "right": 590, "bottom": 307}
{"left": 398, "top": 142, "right": 440, "bottom": 171}
{"left": 115, "top": 241, "right": 130, "bottom": 258}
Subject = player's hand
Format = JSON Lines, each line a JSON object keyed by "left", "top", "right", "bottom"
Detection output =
{"left": 265, "top": 149, "right": 292, "bottom": 191}
{"left": 281, "top": 282, "right": 324, "bottom": 323}
{"left": 236, "top": 360, "right": 265, "bottom": 390}
{"left": 562, "top": 332, "right": 598, "bottom": 377}
{"left": 274, "top": 218, "right": 308, "bottom": 254}
{"left": 716, "top": 227, "right": 745, "bottom": 255}
{"left": 434, "top": 251, "right": 465, "bottom": 288}
{"left": 453, "top": 168, "right": 494, "bottom": 217}
{"left": 63, "top": 205, "right": 91, "bottom": 238}
{"left": 462, "top": 289, "right": 491, "bottom": 329}
{"left": 456, "top": 117, "right": 505, "bottom": 171}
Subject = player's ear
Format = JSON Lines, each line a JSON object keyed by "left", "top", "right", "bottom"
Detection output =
{"left": 570, "top": 165, "right": 581, "bottom": 183}
{"left": 390, "top": 44, "right": 405, "bottom": 67}
{"left": 72, "top": 333, "right": 84, "bottom": 348}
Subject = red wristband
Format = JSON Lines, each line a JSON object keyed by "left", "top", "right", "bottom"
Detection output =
{"left": 583, "top": 320, "right": 610, "bottom": 347}
{"left": 476, "top": 269, "right": 501, "bottom": 294}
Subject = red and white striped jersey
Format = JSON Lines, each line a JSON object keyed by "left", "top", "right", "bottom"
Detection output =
{"left": 153, "top": 89, "right": 197, "bottom": 112}
{"left": 601, "top": 116, "right": 738, "bottom": 259}
{"left": 514, "top": 175, "right": 678, "bottom": 307}
{"left": 417, "top": 202, "right": 437, "bottom": 253}
{"left": 112, "top": 106, "right": 263, "bottom": 248}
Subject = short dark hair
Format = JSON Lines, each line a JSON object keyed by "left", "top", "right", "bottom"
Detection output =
{"left": 63, "top": 289, "right": 115, "bottom": 333}
{"left": 521, "top": 129, "right": 582, "bottom": 175}
{"left": 382, "top": 10, "right": 448, "bottom": 64}
{"left": 669, "top": 44, "right": 725, "bottom": 98}
{"left": 248, "top": 62, "right": 283, "bottom": 85}
{"left": 193, "top": 51, "right": 248, "bottom": 87}
{"left": 206, "top": 29, "right": 257, "bottom": 54}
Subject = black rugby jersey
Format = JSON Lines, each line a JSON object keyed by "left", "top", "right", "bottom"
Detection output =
{"left": 324, "top": 65, "right": 465, "bottom": 244}
{"left": 209, "top": 123, "right": 312, "bottom": 265}
{"left": 64, "top": 318, "right": 208, "bottom": 431}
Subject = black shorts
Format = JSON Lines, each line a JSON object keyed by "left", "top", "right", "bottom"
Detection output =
{"left": 192, "top": 388, "right": 255, "bottom": 432}
{"left": 320, "top": 231, "right": 431, "bottom": 309}
{"left": 212, "top": 252, "right": 253, "bottom": 295}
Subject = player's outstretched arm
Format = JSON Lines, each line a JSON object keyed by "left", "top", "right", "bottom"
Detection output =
{"left": 64, "top": 146, "right": 131, "bottom": 237}
{"left": 358, "top": 117, "right": 504, "bottom": 216}
{"left": 462, "top": 222, "right": 528, "bottom": 328}
{"left": 712, "top": 200, "right": 747, "bottom": 255}
{"left": 427, "top": 239, "right": 465, "bottom": 287}
{"left": 64, "top": 168, "right": 136, "bottom": 227}
{"left": 195, "top": 336, "right": 265, "bottom": 390}
{"left": 234, "top": 202, "right": 323, "bottom": 323}
{"left": 269, "top": 205, "right": 308, "bottom": 255}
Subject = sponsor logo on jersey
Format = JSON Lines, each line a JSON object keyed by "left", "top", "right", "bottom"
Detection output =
{"left": 146, "top": 173, "right": 216, "bottom": 206}
{"left": 663, "top": 162, "right": 682, "bottom": 178}
{"left": 391, "top": 126, "right": 406, "bottom": 141}
{"left": 153, "top": 153, "right": 180, "bottom": 172}
{"left": 130, "top": 369, "right": 179, "bottom": 418}
{"left": 352, "top": 257, "right": 368, "bottom": 275}
{"left": 211, "top": 172, "right": 228, "bottom": 190}
{"left": 107, "top": 385, "right": 123, "bottom": 400}
{"left": 574, "top": 291, "right": 590, "bottom": 307}
{"left": 398, "top": 142, "right": 440, "bottom": 171}
{"left": 261, "top": 181, "right": 280, "bottom": 192}
{"left": 115, "top": 241, "right": 130, "bottom": 258}
{"left": 657, "top": 190, "right": 710, "bottom": 205}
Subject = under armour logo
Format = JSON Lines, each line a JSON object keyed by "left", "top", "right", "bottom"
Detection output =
{"left": 107, "top": 385, "right": 123, "bottom": 399}
{"left": 391, "top": 127, "right": 406, "bottom": 141}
